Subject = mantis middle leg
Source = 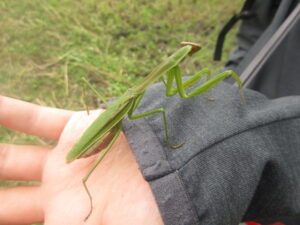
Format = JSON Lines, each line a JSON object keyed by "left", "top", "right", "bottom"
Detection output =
{"left": 127, "top": 93, "right": 182, "bottom": 148}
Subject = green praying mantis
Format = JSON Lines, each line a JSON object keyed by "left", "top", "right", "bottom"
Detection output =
{"left": 66, "top": 42, "right": 245, "bottom": 220}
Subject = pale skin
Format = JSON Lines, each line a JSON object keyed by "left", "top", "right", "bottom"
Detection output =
{"left": 0, "top": 96, "right": 164, "bottom": 225}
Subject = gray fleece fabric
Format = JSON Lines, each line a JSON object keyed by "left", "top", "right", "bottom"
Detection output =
{"left": 123, "top": 81, "right": 300, "bottom": 225}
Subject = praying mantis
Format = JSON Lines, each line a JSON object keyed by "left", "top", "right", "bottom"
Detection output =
{"left": 66, "top": 42, "right": 245, "bottom": 220}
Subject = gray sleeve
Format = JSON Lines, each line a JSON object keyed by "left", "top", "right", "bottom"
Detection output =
{"left": 123, "top": 81, "right": 300, "bottom": 225}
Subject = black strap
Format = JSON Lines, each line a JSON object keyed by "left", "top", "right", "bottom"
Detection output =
{"left": 214, "top": 0, "right": 255, "bottom": 61}
{"left": 237, "top": 2, "right": 300, "bottom": 88}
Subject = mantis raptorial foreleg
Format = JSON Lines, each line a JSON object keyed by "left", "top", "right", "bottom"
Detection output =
{"left": 166, "top": 66, "right": 245, "bottom": 102}
{"left": 165, "top": 67, "right": 215, "bottom": 101}
{"left": 165, "top": 68, "right": 211, "bottom": 96}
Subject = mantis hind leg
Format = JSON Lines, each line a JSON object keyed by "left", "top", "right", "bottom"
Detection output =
{"left": 128, "top": 93, "right": 182, "bottom": 148}
{"left": 166, "top": 66, "right": 245, "bottom": 103}
{"left": 82, "top": 123, "right": 122, "bottom": 221}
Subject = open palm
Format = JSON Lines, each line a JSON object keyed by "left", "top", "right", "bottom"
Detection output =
{"left": 0, "top": 96, "right": 163, "bottom": 225}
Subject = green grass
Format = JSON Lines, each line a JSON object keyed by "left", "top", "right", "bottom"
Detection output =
{"left": 0, "top": 0, "right": 243, "bottom": 144}
{"left": 0, "top": 0, "right": 242, "bottom": 224}
{"left": 0, "top": 0, "right": 243, "bottom": 106}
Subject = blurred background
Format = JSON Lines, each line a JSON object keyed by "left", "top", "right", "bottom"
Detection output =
{"left": 0, "top": 0, "right": 243, "bottom": 144}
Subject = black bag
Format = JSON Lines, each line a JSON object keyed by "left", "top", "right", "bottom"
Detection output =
{"left": 216, "top": 0, "right": 300, "bottom": 99}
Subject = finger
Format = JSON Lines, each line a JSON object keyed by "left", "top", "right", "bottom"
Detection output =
{"left": 0, "top": 186, "right": 43, "bottom": 225}
{"left": 0, "top": 96, "right": 73, "bottom": 140}
{"left": 0, "top": 144, "right": 49, "bottom": 181}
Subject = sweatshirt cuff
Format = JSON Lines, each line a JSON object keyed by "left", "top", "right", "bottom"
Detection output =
{"left": 123, "top": 117, "right": 199, "bottom": 225}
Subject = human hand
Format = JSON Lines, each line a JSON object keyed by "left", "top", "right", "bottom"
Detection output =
{"left": 0, "top": 96, "right": 163, "bottom": 225}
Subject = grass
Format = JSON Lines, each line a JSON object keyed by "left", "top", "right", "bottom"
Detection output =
{"left": 0, "top": 0, "right": 243, "bottom": 144}
{"left": 0, "top": 0, "right": 243, "bottom": 224}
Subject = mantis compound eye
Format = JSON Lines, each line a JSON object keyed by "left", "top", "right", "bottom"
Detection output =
{"left": 180, "top": 41, "right": 202, "bottom": 55}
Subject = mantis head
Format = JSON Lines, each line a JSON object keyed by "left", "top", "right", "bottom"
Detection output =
{"left": 180, "top": 41, "right": 201, "bottom": 56}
